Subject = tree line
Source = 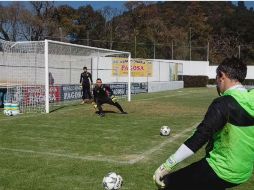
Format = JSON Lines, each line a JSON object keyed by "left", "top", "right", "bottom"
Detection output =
{"left": 0, "top": 1, "right": 254, "bottom": 64}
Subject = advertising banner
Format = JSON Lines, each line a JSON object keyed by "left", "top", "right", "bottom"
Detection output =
{"left": 61, "top": 84, "right": 82, "bottom": 101}
{"left": 106, "top": 83, "right": 148, "bottom": 96}
{"left": 131, "top": 82, "right": 148, "bottom": 94}
{"left": 22, "top": 86, "right": 45, "bottom": 105}
{"left": 107, "top": 83, "right": 127, "bottom": 96}
{"left": 49, "top": 86, "right": 61, "bottom": 103}
{"left": 112, "top": 58, "right": 153, "bottom": 77}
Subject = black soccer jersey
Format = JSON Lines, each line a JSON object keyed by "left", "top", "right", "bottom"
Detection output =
{"left": 93, "top": 85, "right": 113, "bottom": 101}
{"left": 80, "top": 71, "right": 92, "bottom": 85}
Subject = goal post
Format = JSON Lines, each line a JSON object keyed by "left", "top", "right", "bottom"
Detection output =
{"left": 0, "top": 39, "right": 131, "bottom": 113}
{"left": 45, "top": 40, "right": 49, "bottom": 114}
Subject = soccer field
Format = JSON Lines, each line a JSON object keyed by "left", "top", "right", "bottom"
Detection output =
{"left": 0, "top": 87, "right": 253, "bottom": 190}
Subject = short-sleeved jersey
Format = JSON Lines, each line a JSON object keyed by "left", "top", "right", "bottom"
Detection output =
{"left": 80, "top": 71, "right": 92, "bottom": 85}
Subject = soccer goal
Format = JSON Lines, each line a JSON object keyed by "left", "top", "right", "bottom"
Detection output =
{"left": 0, "top": 40, "right": 131, "bottom": 113}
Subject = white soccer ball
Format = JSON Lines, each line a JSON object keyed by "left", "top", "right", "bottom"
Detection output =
{"left": 5, "top": 110, "right": 13, "bottom": 116}
{"left": 102, "top": 172, "right": 123, "bottom": 190}
{"left": 160, "top": 126, "right": 171, "bottom": 136}
{"left": 4, "top": 110, "right": 19, "bottom": 116}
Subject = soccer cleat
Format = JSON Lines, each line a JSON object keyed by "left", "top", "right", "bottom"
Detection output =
{"left": 80, "top": 101, "right": 85, "bottom": 104}
{"left": 99, "top": 112, "right": 105, "bottom": 117}
{"left": 121, "top": 111, "right": 128, "bottom": 114}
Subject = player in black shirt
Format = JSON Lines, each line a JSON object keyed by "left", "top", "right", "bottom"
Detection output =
{"left": 80, "top": 67, "right": 93, "bottom": 104}
{"left": 92, "top": 78, "right": 127, "bottom": 117}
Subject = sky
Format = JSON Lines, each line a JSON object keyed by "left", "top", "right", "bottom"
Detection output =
{"left": 1, "top": 1, "right": 254, "bottom": 10}
{"left": 55, "top": 1, "right": 254, "bottom": 10}
{"left": 54, "top": 1, "right": 126, "bottom": 10}
{"left": 232, "top": 1, "right": 254, "bottom": 9}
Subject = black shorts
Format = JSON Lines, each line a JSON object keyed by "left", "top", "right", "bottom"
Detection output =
{"left": 96, "top": 97, "right": 112, "bottom": 104}
{"left": 163, "top": 158, "right": 238, "bottom": 190}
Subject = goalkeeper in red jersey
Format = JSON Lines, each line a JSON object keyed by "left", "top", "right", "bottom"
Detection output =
{"left": 92, "top": 78, "right": 127, "bottom": 117}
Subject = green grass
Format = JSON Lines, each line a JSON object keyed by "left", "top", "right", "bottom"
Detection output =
{"left": 0, "top": 87, "right": 253, "bottom": 190}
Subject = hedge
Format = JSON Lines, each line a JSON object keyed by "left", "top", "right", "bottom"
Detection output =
{"left": 179, "top": 75, "right": 209, "bottom": 87}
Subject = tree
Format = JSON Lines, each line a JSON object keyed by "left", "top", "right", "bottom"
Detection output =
{"left": 100, "top": 6, "right": 121, "bottom": 49}
{"left": 25, "top": 1, "right": 57, "bottom": 41}
{"left": 209, "top": 33, "right": 240, "bottom": 64}
{"left": 0, "top": 2, "right": 25, "bottom": 41}
{"left": 75, "top": 5, "right": 105, "bottom": 46}
{"left": 54, "top": 5, "right": 79, "bottom": 42}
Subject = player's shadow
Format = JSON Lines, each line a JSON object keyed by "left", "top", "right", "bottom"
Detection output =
{"left": 50, "top": 104, "right": 81, "bottom": 113}
{"left": 95, "top": 110, "right": 118, "bottom": 114}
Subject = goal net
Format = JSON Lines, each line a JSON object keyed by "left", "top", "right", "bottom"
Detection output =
{"left": 0, "top": 40, "right": 131, "bottom": 113}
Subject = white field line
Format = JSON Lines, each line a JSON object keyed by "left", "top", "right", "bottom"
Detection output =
{"left": 132, "top": 91, "right": 195, "bottom": 101}
{"left": 127, "top": 123, "right": 197, "bottom": 164}
{"left": 0, "top": 147, "right": 129, "bottom": 164}
{"left": 0, "top": 123, "right": 198, "bottom": 165}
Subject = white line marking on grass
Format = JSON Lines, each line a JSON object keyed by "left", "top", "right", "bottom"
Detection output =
{"left": 127, "top": 123, "right": 198, "bottom": 164}
{"left": 133, "top": 91, "right": 195, "bottom": 101}
{"left": 0, "top": 147, "right": 131, "bottom": 164}
{"left": 0, "top": 123, "right": 198, "bottom": 165}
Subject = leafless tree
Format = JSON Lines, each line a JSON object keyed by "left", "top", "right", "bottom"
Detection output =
{"left": 100, "top": 6, "right": 121, "bottom": 49}
{"left": 0, "top": 2, "right": 24, "bottom": 41}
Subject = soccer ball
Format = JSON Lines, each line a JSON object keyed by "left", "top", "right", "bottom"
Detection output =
{"left": 5, "top": 110, "right": 13, "bottom": 116}
{"left": 102, "top": 172, "right": 123, "bottom": 190}
{"left": 160, "top": 126, "right": 171, "bottom": 136}
{"left": 4, "top": 110, "right": 19, "bottom": 116}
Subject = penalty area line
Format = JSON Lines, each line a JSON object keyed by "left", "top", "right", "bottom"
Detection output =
{"left": 0, "top": 147, "right": 131, "bottom": 164}
{"left": 133, "top": 90, "right": 196, "bottom": 102}
{"left": 127, "top": 123, "right": 198, "bottom": 164}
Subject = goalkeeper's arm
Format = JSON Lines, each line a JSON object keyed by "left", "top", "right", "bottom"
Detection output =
{"left": 154, "top": 98, "right": 228, "bottom": 188}
{"left": 153, "top": 144, "right": 194, "bottom": 188}
{"left": 93, "top": 89, "right": 97, "bottom": 102}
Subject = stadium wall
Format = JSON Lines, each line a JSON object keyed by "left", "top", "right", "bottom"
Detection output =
{"left": 92, "top": 57, "right": 182, "bottom": 83}
{"left": 207, "top": 65, "right": 254, "bottom": 79}
{"left": 170, "top": 60, "right": 254, "bottom": 79}
{"left": 92, "top": 57, "right": 184, "bottom": 92}
{"left": 148, "top": 81, "right": 184, "bottom": 93}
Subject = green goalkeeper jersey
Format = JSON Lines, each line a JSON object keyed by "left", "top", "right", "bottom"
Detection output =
{"left": 207, "top": 88, "right": 254, "bottom": 184}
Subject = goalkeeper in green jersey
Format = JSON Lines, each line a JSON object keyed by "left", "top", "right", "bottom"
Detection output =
{"left": 153, "top": 57, "right": 254, "bottom": 190}
{"left": 92, "top": 78, "right": 127, "bottom": 117}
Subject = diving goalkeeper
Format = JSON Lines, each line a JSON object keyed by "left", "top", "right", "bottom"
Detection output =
{"left": 154, "top": 57, "right": 254, "bottom": 190}
{"left": 92, "top": 78, "right": 127, "bottom": 117}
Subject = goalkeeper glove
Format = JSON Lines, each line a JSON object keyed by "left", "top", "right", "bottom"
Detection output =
{"left": 111, "top": 95, "right": 118, "bottom": 103}
{"left": 153, "top": 156, "right": 177, "bottom": 189}
{"left": 92, "top": 102, "right": 97, "bottom": 110}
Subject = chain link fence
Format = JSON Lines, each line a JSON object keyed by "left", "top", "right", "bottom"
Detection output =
{"left": 45, "top": 36, "right": 254, "bottom": 65}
